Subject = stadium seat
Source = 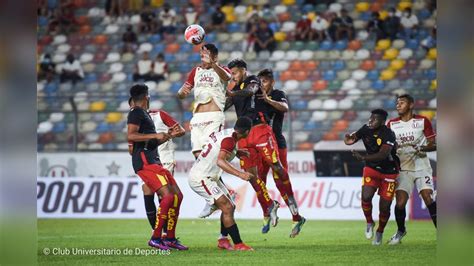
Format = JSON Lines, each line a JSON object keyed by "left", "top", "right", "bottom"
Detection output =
{"left": 427, "top": 48, "right": 437, "bottom": 59}
{"left": 383, "top": 48, "right": 399, "bottom": 60}
{"left": 380, "top": 69, "right": 396, "bottom": 80}
{"left": 360, "top": 59, "right": 375, "bottom": 71}
{"left": 389, "top": 59, "right": 405, "bottom": 71}
{"left": 376, "top": 39, "right": 391, "bottom": 50}
{"left": 355, "top": 2, "right": 370, "bottom": 12}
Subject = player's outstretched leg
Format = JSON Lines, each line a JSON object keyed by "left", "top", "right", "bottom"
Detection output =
{"left": 373, "top": 197, "right": 392, "bottom": 245}
{"left": 389, "top": 190, "right": 408, "bottom": 245}
{"left": 248, "top": 166, "right": 275, "bottom": 228}
{"left": 361, "top": 186, "right": 377, "bottom": 240}
{"left": 215, "top": 195, "right": 253, "bottom": 251}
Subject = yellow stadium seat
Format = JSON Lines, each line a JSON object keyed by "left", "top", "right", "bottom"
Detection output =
{"left": 427, "top": 48, "right": 437, "bottom": 59}
{"left": 90, "top": 101, "right": 106, "bottom": 112}
{"left": 274, "top": 32, "right": 287, "bottom": 42}
{"left": 430, "top": 79, "right": 437, "bottom": 90}
{"left": 398, "top": 1, "right": 412, "bottom": 11}
{"left": 389, "top": 59, "right": 405, "bottom": 70}
{"left": 376, "top": 39, "right": 391, "bottom": 50}
{"left": 150, "top": 0, "right": 164, "bottom": 7}
{"left": 379, "top": 10, "right": 388, "bottom": 20}
{"left": 307, "top": 12, "right": 316, "bottom": 20}
{"left": 380, "top": 69, "right": 396, "bottom": 80}
{"left": 221, "top": 5, "right": 234, "bottom": 15}
{"left": 282, "top": 0, "right": 296, "bottom": 5}
{"left": 383, "top": 48, "right": 399, "bottom": 60}
{"left": 226, "top": 13, "right": 236, "bottom": 23}
{"left": 355, "top": 2, "right": 370, "bottom": 12}
{"left": 106, "top": 112, "right": 122, "bottom": 123}
{"left": 419, "top": 110, "right": 435, "bottom": 120}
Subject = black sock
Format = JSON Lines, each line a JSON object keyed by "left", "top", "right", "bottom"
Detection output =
{"left": 221, "top": 220, "right": 228, "bottom": 237}
{"left": 395, "top": 206, "right": 406, "bottom": 233}
{"left": 144, "top": 195, "right": 156, "bottom": 229}
{"left": 427, "top": 201, "right": 437, "bottom": 228}
{"left": 226, "top": 223, "right": 242, "bottom": 245}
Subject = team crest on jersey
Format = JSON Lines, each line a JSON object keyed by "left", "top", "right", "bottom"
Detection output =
{"left": 211, "top": 187, "right": 221, "bottom": 195}
{"left": 364, "top": 177, "right": 371, "bottom": 184}
{"left": 412, "top": 120, "right": 422, "bottom": 129}
{"left": 376, "top": 138, "right": 382, "bottom": 146}
{"left": 240, "top": 83, "right": 245, "bottom": 90}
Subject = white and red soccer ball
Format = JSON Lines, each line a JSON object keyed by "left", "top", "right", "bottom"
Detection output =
{"left": 184, "top": 24, "right": 205, "bottom": 45}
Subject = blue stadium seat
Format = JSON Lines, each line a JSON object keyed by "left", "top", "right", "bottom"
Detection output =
{"left": 323, "top": 70, "right": 336, "bottom": 81}
{"left": 303, "top": 121, "right": 317, "bottom": 131}
{"left": 406, "top": 39, "right": 419, "bottom": 50}
{"left": 38, "top": 16, "right": 48, "bottom": 27}
{"left": 372, "top": 80, "right": 385, "bottom": 90}
{"left": 332, "top": 60, "right": 345, "bottom": 71}
{"left": 148, "top": 34, "right": 161, "bottom": 44}
{"left": 367, "top": 70, "right": 379, "bottom": 80}
{"left": 153, "top": 43, "right": 165, "bottom": 54}
{"left": 52, "top": 122, "right": 67, "bottom": 133}
{"left": 227, "top": 23, "right": 240, "bottom": 33}
{"left": 293, "top": 100, "right": 308, "bottom": 110}
{"left": 170, "top": 83, "right": 181, "bottom": 93}
{"left": 425, "top": 69, "right": 436, "bottom": 80}
{"left": 84, "top": 73, "right": 98, "bottom": 83}
{"left": 320, "top": 40, "right": 333, "bottom": 51}
{"left": 334, "top": 40, "right": 347, "bottom": 50}
{"left": 96, "top": 122, "right": 110, "bottom": 133}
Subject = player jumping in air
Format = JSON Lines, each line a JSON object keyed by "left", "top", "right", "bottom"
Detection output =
{"left": 255, "top": 68, "right": 306, "bottom": 235}
{"left": 176, "top": 43, "right": 237, "bottom": 219}
{"left": 127, "top": 84, "right": 187, "bottom": 250}
{"left": 344, "top": 109, "right": 400, "bottom": 245}
{"left": 386, "top": 94, "right": 437, "bottom": 245}
{"left": 188, "top": 117, "right": 255, "bottom": 251}
{"left": 226, "top": 59, "right": 305, "bottom": 238}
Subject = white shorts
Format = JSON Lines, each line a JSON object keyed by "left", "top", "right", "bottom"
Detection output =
{"left": 190, "top": 111, "right": 225, "bottom": 153}
{"left": 188, "top": 176, "right": 233, "bottom": 205}
{"left": 396, "top": 169, "right": 434, "bottom": 195}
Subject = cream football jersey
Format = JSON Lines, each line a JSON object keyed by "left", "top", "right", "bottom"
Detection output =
{"left": 189, "top": 129, "right": 238, "bottom": 181}
{"left": 185, "top": 65, "right": 231, "bottom": 112}
{"left": 387, "top": 115, "right": 436, "bottom": 171}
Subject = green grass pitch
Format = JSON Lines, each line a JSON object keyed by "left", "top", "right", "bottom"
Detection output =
{"left": 38, "top": 219, "right": 436, "bottom": 265}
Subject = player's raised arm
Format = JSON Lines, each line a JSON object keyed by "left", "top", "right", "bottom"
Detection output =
{"left": 217, "top": 150, "right": 253, "bottom": 181}
{"left": 227, "top": 80, "right": 259, "bottom": 98}
{"left": 344, "top": 132, "right": 359, "bottom": 145}
{"left": 177, "top": 67, "right": 197, "bottom": 99}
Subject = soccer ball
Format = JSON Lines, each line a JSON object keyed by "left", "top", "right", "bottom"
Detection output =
{"left": 184, "top": 24, "right": 205, "bottom": 45}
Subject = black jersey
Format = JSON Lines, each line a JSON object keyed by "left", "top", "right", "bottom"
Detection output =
{"left": 355, "top": 124, "right": 400, "bottom": 174}
{"left": 260, "top": 89, "right": 288, "bottom": 149}
{"left": 231, "top": 74, "right": 270, "bottom": 125}
{"left": 127, "top": 107, "right": 161, "bottom": 172}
